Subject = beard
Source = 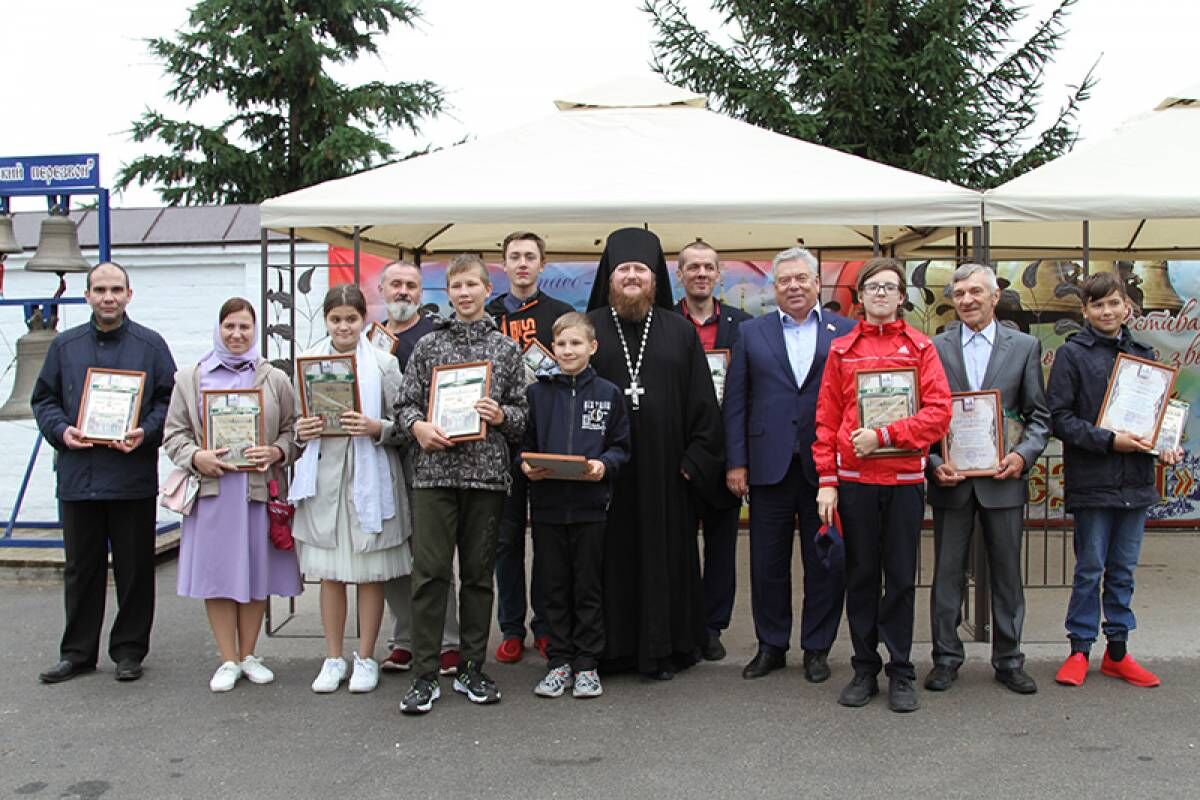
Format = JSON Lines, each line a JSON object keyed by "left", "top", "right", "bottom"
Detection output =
{"left": 386, "top": 300, "right": 419, "bottom": 323}
{"left": 610, "top": 277, "right": 655, "bottom": 321}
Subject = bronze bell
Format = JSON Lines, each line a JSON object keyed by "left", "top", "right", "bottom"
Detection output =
{"left": 0, "top": 214, "right": 21, "bottom": 254}
{"left": 1133, "top": 261, "right": 1183, "bottom": 312}
{"left": 0, "top": 322, "right": 57, "bottom": 420}
{"left": 25, "top": 214, "right": 91, "bottom": 273}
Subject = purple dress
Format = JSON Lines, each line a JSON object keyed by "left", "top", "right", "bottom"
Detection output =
{"left": 176, "top": 356, "right": 302, "bottom": 602}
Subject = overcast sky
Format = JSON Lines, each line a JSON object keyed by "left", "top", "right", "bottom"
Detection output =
{"left": 4, "top": 0, "right": 1196, "bottom": 209}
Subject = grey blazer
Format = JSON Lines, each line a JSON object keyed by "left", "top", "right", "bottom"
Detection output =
{"left": 927, "top": 321, "right": 1051, "bottom": 510}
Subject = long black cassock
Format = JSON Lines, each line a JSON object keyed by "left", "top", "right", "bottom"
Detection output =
{"left": 587, "top": 305, "right": 726, "bottom": 674}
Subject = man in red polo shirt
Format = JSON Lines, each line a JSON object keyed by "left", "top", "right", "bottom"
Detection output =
{"left": 673, "top": 241, "right": 751, "bottom": 661}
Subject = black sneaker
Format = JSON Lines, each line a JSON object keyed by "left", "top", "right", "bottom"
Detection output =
{"left": 453, "top": 661, "right": 501, "bottom": 704}
{"left": 400, "top": 674, "right": 440, "bottom": 715}
{"left": 837, "top": 673, "right": 879, "bottom": 707}
{"left": 888, "top": 676, "right": 920, "bottom": 713}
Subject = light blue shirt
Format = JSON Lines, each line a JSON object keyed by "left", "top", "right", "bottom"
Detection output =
{"left": 961, "top": 318, "right": 996, "bottom": 391}
{"left": 779, "top": 306, "right": 822, "bottom": 388}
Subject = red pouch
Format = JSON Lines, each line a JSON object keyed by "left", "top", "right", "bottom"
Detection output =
{"left": 266, "top": 478, "right": 295, "bottom": 551}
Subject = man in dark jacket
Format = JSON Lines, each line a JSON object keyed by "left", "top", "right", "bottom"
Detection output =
{"left": 1047, "top": 271, "right": 1182, "bottom": 689}
{"left": 673, "top": 241, "right": 751, "bottom": 661}
{"left": 32, "top": 262, "right": 176, "bottom": 684}
{"left": 485, "top": 231, "right": 574, "bottom": 665}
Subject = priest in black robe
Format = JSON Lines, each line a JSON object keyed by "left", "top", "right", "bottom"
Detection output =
{"left": 586, "top": 228, "right": 726, "bottom": 679}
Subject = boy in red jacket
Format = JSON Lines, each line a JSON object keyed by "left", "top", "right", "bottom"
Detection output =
{"left": 814, "top": 258, "right": 951, "bottom": 713}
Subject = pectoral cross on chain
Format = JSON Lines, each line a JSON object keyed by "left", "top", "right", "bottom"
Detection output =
{"left": 625, "top": 378, "right": 645, "bottom": 411}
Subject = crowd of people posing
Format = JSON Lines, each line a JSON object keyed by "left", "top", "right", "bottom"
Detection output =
{"left": 31, "top": 228, "right": 1183, "bottom": 716}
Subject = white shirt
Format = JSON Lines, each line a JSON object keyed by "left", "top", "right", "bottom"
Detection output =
{"left": 779, "top": 306, "right": 822, "bottom": 388}
{"left": 960, "top": 318, "right": 997, "bottom": 391}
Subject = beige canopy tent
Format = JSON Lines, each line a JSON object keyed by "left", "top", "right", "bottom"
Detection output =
{"left": 915, "top": 85, "right": 1200, "bottom": 260}
{"left": 259, "top": 76, "right": 983, "bottom": 260}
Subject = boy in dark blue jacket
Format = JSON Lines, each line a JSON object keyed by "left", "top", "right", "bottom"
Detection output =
{"left": 1047, "top": 272, "right": 1183, "bottom": 689}
{"left": 520, "top": 312, "right": 630, "bottom": 698}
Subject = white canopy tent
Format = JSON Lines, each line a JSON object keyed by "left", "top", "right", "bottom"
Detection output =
{"left": 915, "top": 85, "right": 1200, "bottom": 259}
{"left": 259, "top": 76, "right": 982, "bottom": 260}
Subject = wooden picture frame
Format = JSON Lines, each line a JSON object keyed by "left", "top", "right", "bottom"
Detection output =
{"left": 296, "top": 353, "right": 360, "bottom": 437}
{"left": 1096, "top": 353, "right": 1177, "bottom": 442}
{"left": 428, "top": 361, "right": 492, "bottom": 442}
{"left": 855, "top": 367, "right": 920, "bottom": 457}
{"left": 367, "top": 322, "right": 399, "bottom": 355}
{"left": 943, "top": 390, "right": 1004, "bottom": 476}
{"left": 1150, "top": 398, "right": 1188, "bottom": 457}
{"left": 521, "top": 339, "right": 558, "bottom": 375}
{"left": 201, "top": 388, "right": 265, "bottom": 471}
{"left": 705, "top": 349, "right": 731, "bottom": 404}
{"left": 76, "top": 367, "right": 146, "bottom": 444}
{"left": 522, "top": 451, "right": 591, "bottom": 481}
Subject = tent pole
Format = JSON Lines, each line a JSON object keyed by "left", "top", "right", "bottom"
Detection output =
{"left": 259, "top": 228, "right": 269, "bottom": 353}
{"left": 1082, "top": 220, "right": 1090, "bottom": 275}
{"left": 871, "top": 226, "right": 881, "bottom": 256}
{"left": 353, "top": 226, "right": 362, "bottom": 285}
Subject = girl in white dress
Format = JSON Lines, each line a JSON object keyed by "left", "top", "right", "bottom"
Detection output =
{"left": 291, "top": 284, "right": 412, "bottom": 694}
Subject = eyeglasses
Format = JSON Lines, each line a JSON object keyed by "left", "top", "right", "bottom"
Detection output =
{"left": 862, "top": 282, "right": 902, "bottom": 296}
{"left": 776, "top": 275, "right": 815, "bottom": 288}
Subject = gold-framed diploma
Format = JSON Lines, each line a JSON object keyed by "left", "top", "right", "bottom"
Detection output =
{"left": 706, "top": 349, "right": 731, "bottom": 404}
{"left": 296, "top": 354, "right": 360, "bottom": 437}
{"left": 202, "top": 388, "right": 265, "bottom": 470}
{"left": 429, "top": 361, "right": 492, "bottom": 442}
{"left": 1096, "top": 353, "right": 1177, "bottom": 442}
{"left": 367, "top": 322, "right": 399, "bottom": 355}
{"left": 1150, "top": 399, "right": 1188, "bottom": 456}
{"left": 943, "top": 390, "right": 1004, "bottom": 476}
{"left": 855, "top": 367, "right": 920, "bottom": 457}
{"left": 522, "top": 452, "right": 590, "bottom": 481}
{"left": 521, "top": 340, "right": 557, "bottom": 375}
{"left": 76, "top": 367, "right": 146, "bottom": 444}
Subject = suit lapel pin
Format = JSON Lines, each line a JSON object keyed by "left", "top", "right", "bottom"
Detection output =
{"left": 826, "top": 323, "right": 836, "bottom": 332}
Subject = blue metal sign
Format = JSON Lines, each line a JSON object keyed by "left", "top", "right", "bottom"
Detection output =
{"left": 0, "top": 153, "right": 102, "bottom": 194}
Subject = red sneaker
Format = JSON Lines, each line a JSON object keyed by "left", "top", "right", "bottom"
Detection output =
{"left": 381, "top": 648, "right": 411, "bottom": 672}
{"left": 1101, "top": 653, "right": 1160, "bottom": 687}
{"left": 1054, "top": 652, "right": 1088, "bottom": 686}
{"left": 438, "top": 649, "right": 461, "bottom": 676}
{"left": 495, "top": 637, "right": 524, "bottom": 663}
{"left": 535, "top": 635, "right": 550, "bottom": 660}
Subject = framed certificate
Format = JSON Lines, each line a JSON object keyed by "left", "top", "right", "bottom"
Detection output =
{"left": 706, "top": 349, "right": 731, "bottom": 404}
{"left": 943, "top": 390, "right": 1004, "bottom": 476}
{"left": 202, "top": 389, "right": 265, "bottom": 470}
{"left": 367, "top": 322, "right": 398, "bottom": 355}
{"left": 522, "top": 452, "right": 590, "bottom": 480}
{"left": 296, "top": 354, "right": 360, "bottom": 437}
{"left": 1150, "top": 399, "right": 1188, "bottom": 456}
{"left": 429, "top": 361, "right": 492, "bottom": 442}
{"left": 521, "top": 340, "right": 557, "bottom": 375}
{"left": 855, "top": 367, "right": 920, "bottom": 457}
{"left": 77, "top": 368, "right": 146, "bottom": 444}
{"left": 1096, "top": 353, "right": 1177, "bottom": 442}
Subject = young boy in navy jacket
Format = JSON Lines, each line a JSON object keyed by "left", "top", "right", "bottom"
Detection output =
{"left": 520, "top": 312, "right": 630, "bottom": 698}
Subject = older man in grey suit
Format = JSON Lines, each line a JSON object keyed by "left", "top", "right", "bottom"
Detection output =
{"left": 925, "top": 263, "right": 1050, "bottom": 695}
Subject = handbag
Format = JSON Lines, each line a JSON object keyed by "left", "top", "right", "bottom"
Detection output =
{"left": 159, "top": 467, "right": 199, "bottom": 515}
{"left": 266, "top": 478, "right": 296, "bottom": 551}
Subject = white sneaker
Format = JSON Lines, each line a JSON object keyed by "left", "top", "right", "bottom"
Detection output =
{"left": 311, "top": 657, "right": 348, "bottom": 693}
{"left": 573, "top": 669, "right": 603, "bottom": 698}
{"left": 239, "top": 655, "right": 275, "bottom": 685}
{"left": 348, "top": 652, "right": 379, "bottom": 693}
{"left": 209, "top": 661, "right": 242, "bottom": 693}
{"left": 534, "top": 664, "right": 573, "bottom": 698}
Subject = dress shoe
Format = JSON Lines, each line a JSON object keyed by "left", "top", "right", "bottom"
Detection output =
{"left": 924, "top": 664, "right": 959, "bottom": 692}
{"left": 701, "top": 633, "right": 727, "bottom": 662}
{"left": 38, "top": 660, "right": 95, "bottom": 684}
{"left": 802, "top": 650, "right": 831, "bottom": 683}
{"left": 1100, "top": 652, "right": 1160, "bottom": 688}
{"left": 643, "top": 668, "right": 675, "bottom": 681}
{"left": 994, "top": 667, "right": 1038, "bottom": 694}
{"left": 837, "top": 673, "right": 879, "bottom": 707}
{"left": 741, "top": 648, "right": 785, "bottom": 679}
{"left": 1054, "top": 652, "right": 1088, "bottom": 686}
{"left": 888, "top": 676, "right": 920, "bottom": 713}
{"left": 114, "top": 659, "right": 144, "bottom": 682}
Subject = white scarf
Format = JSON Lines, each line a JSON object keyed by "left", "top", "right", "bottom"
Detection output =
{"left": 288, "top": 334, "right": 396, "bottom": 534}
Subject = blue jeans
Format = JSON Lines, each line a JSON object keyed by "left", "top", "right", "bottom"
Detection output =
{"left": 1065, "top": 507, "right": 1148, "bottom": 651}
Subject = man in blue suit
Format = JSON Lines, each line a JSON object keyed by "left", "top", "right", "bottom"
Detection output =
{"left": 724, "top": 247, "right": 856, "bottom": 681}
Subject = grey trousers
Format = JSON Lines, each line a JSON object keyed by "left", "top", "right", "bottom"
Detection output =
{"left": 383, "top": 574, "right": 460, "bottom": 651}
{"left": 930, "top": 499, "right": 1026, "bottom": 671}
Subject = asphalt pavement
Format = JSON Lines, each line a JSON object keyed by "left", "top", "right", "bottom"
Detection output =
{"left": 3, "top": 539, "right": 1199, "bottom": 800}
